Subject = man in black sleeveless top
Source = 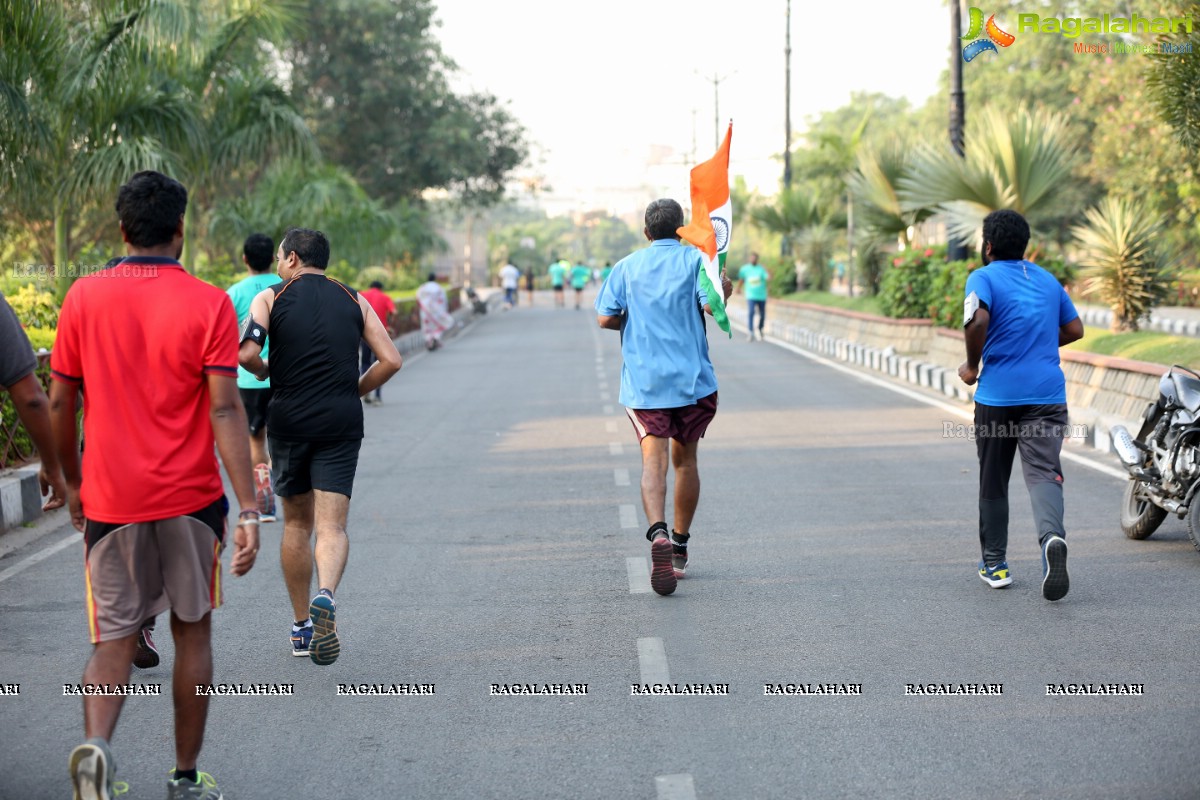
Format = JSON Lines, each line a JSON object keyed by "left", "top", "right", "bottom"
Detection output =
{"left": 238, "top": 228, "right": 402, "bottom": 665}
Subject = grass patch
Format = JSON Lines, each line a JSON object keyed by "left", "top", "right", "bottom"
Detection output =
{"left": 1065, "top": 327, "right": 1200, "bottom": 368}
{"left": 779, "top": 290, "right": 883, "bottom": 316}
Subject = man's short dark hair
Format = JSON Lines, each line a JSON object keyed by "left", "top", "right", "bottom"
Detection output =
{"left": 369, "top": 280, "right": 384, "bottom": 290}
{"left": 243, "top": 233, "right": 274, "bottom": 272}
{"left": 981, "top": 209, "right": 1030, "bottom": 261}
{"left": 645, "top": 199, "right": 684, "bottom": 241}
{"left": 280, "top": 228, "right": 330, "bottom": 269}
{"left": 115, "top": 171, "right": 187, "bottom": 248}
{"left": 427, "top": 272, "right": 437, "bottom": 282}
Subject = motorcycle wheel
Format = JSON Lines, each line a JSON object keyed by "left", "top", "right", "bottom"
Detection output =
{"left": 1188, "top": 498, "right": 1200, "bottom": 554}
{"left": 1121, "top": 479, "right": 1167, "bottom": 540}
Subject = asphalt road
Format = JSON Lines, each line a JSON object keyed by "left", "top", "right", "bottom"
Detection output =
{"left": 2, "top": 289, "right": 1199, "bottom": 799}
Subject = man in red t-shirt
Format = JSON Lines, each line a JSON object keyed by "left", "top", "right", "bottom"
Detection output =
{"left": 360, "top": 280, "right": 396, "bottom": 404}
{"left": 49, "top": 170, "right": 259, "bottom": 800}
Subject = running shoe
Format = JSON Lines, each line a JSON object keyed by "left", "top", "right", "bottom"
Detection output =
{"left": 253, "top": 463, "right": 276, "bottom": 522}
{"left": 671, "top": 533, "right": 689, "bottom": 579}
{"left": 166, "top": 770, "right": 223, "bottom": 800}
{"left": 977, "top": 560, "right": 1012, "bottom": 589}
{"left": 133, "top": 625, "right": 160, "bottom": 669}
{"left": 69, "top": 738, "right": 128, "bottom": 799}
{"left": 308, "top": 593, "right": 340, "bottom": 665}
{"left": 649, "top": 534, "right": 677, "bottom": 596}
{"left": 291, "top": 623, "right": 312, "bottom": 657}
{"left": 1041, "top": 535, "right": 1069, "bottom": 601}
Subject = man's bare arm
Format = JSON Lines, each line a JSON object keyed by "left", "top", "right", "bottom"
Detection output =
{"left": 208, "top": 374, "right": 259, "bottom": 576}
{"left": 6, "top": 372, "right": 65, "bottom": 509}
{"left": 1060, "top": 316, "right": 1084, "bottom": 346}
{"left": 597, "top": 314, "right": 624, "bottom": 330}
{"left": 359, "top": 297, "right": 402, "bottom": 396}
{"left": 237, "top": 289, "right": 273, "bottom": 379}
{"left": 48, "top": 381, "right": 83, "bottom": 529}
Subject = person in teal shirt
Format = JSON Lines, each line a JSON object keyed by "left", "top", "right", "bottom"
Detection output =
{"left": 570, "top": 262, "right": 590, "bottom": 309}
{"left": 737, "top": 252, "right": 770, "bottom": 341}
{"left": 600, "top": 261, "right": 613, "bottom": 283}
{"left": 226, "top": 233, "right": 282, "bottom": 518}
{"left": 548, "top": 259, "right": 568, "bottom": 307}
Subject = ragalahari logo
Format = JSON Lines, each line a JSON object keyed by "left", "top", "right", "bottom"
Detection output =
{"left": 962, "top": 7, "right": 1016, "bottom": 62}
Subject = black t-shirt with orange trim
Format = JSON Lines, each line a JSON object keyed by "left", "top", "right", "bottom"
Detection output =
{"left": 266, "top": 273, "right": 364, "bottom": 442}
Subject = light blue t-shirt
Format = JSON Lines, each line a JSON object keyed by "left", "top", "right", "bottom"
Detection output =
{"left": 594, "top": 239, "right": 717, "bottom": 409}
{"left": 965, "top": 260, "right": 1078, "bottom": 406}
{"left": 227, "top": 272, "right": 282, "bottom": 389}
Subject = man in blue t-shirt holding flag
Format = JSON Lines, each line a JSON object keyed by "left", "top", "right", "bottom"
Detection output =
{"left": 958, "top": 210, "right": 1084, "bottom": 601}
{"left": 596, "top": 198, "right": 732, "bottom": 597}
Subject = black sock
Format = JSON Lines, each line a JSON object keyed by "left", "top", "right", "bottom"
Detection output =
{"left": 174, "top": 768, "right": 198, "bottom": 783}
{"left": 293, "top": 619, "right": 312, "bottom": 629}
{"left": 671, "top": 530, "right": 690, "bottom": 544}
{"left": 645, "top": 521, "right": 668, "bottom": 542}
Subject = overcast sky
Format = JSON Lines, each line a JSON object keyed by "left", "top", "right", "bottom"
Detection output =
{"left": 434, "top": 0, "right": 953, "bottom": 214}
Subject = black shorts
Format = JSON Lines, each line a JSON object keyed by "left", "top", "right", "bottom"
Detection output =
{"left": 239, "top": 388, "right": 272, "bottom": 436}
{"left": 268, "top": 437, "right": 362, "bottom": 498}
{"left": 553, "top": 284, "right": 564, "bottom": 292}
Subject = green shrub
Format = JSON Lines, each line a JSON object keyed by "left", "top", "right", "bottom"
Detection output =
{"left": 764, "top": 256, "right": 796, "bottom": 296}
{"left": 927, "top": 260, "right": 980, "bottom": 329}
{"left": 879, "top": 247, "right": 940, "bottom": 319}
{"left": 26, "top": 327, "right": 56, "bottom": 351}
{"left": 8, "top": 284, "right": 59, "bottom": 329}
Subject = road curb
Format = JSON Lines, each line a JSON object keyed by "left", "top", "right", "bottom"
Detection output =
{"left": 752, "top": 318, "right": 1127, "bottom": 460}
{"left": 0, "top": 465, "right": 43, "bottom": 533}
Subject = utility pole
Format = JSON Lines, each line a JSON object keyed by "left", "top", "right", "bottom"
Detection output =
{"left": 698, "top": 71, "right": 735, "bottom": 150}
{"left": 783, "top": 0, "right": 792, "bottom": 192}
{"left": 948, "top": 0, "right": 968, "bottom": 261}
{"left": 782, "top": 0, "right": 793, "bottom": 258}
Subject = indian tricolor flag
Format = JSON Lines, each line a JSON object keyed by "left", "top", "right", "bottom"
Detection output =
{"left": 677, "top": 122, "right": 733, "bottom": 337}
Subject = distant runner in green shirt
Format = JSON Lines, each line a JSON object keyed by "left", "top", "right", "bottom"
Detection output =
{"left": 548, "top": 259, "right": 568, "bottom": 307}
{"left": 570, "top": 263, "right": 590, "bottom": 310}
{"left": 737, "top": 252, "right": 770, "bottom": 342}
{"left": 227, "top": 233, "right": 282, "bottom": 519}
{"left": 600, "top": 262, "right": 613, "bottom": 283}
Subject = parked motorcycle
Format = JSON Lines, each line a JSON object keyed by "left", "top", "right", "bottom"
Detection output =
{"left": 1112, "top": 365, "right": 1200, "bottom": 554}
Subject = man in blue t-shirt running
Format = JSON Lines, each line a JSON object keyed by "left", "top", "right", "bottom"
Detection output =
{"left": 958, "top": 209, "right": 1084, "bottom": 601}
{"left": 595, "top": 199, "right": 732, "bottom": 597}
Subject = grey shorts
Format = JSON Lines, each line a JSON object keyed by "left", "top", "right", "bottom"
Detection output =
{"left": 83, "top": 497, "right": 226, "bottom": 644}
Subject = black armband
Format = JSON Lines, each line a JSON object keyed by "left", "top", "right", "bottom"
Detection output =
{"left": 240, "top": 315, "right": 267, "bottom": 345}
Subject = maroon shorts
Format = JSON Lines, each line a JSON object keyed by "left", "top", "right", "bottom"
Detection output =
{"left": 626, "top": 392, "right": 718, "bottom": 443}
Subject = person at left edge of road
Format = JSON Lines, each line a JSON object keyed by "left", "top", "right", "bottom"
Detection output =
{"left": 958, "top": 209, "right": 1084, "bottom": 602}
{"left": 0, "top": 292, "right": 66, "bottom": 512}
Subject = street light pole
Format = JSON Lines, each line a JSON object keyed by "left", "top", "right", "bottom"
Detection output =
{"left": 782, "top": 0, "right": 792, "bottom": 258}
{"left": 783, "top": 0, "right": 792, "bottom": 192}
{"left": 948, "top": 0, "right": 968, "bottom": 261}
{"left": 699, "top": 71, "right": 734, "bottom": 151}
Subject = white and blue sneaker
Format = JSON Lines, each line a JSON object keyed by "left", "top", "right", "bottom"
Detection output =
{"left": 1041, "top": 535, "right": 1069, "bottom": 601}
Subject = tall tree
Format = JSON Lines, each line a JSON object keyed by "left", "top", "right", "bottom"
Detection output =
{"left": 287, "top": 0, "right": 527, "bottom": 207}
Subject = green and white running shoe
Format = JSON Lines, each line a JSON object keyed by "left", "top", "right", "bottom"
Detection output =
{"left": 69, "top": 738, "right": 128, "bottom": 799}
{"left": 167, "top": 770, "right": 224, "bottom": 800}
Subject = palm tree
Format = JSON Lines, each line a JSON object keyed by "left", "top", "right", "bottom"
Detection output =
{"left": 751, "top": 186, "right": 842, "bottom": 290}
{"left": 208, "top": 160, "right": 407, "bottom": 269}
{"left": 1074, "top": 196, "right": 1175, "bottom": 332}
{"left": 0, "top": 0, "right": 200, "bottom": 298}
{"left": 898, "top": 106, "right": 1080, "bottom": 250}
{"left": 847, "top": 144, "right": 933, "bottom": 251}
